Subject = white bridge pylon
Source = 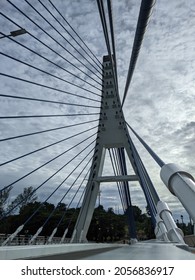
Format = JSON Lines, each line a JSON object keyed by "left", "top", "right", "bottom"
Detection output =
{"left": 71, "top": 55, "right": 150, "bottom": 243}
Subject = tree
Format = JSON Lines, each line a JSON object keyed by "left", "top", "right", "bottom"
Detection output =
{"left": 132, "top": 205, "right": 142, "bottom": 220}
{"left": 7, "top": 186, "right": 37, "bottom": 214}
{"left": 56, "top": 202, "right": 67, "bottom": 212}
{"left": 0, "top": 198, "right": 155, "bottom": 241}
{"left": 107, "top": 207, "right": 114, "bottom": 213}
{"left": 87, "top": 205, "right": 126, "bottom": 242}
{"left": 0, "top": 186, "right": 13, "bottom": 217}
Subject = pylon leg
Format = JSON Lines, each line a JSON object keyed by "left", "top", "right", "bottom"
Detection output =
{"left": 71, "top": 55, "right": 157, "bottom": 243}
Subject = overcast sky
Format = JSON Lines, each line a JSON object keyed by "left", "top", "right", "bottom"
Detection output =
{"left": 0, "top": 0, "right": 194, "bottom": 223}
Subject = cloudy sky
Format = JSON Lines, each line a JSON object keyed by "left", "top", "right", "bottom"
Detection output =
{"left": 0, "top": 0, "right": 194, "bottom": 225}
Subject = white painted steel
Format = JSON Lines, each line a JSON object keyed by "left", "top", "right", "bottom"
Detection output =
{"left": 71, "top": 56, "right": 140, "bottom": 242}
{"left": 160, "top": 163, "right": 195, "bottom": 222}
{"left": 157, "top": 201, "right": 185, "bottom": 244}
{"left": 155, "top": 215, "right": 169, "bottom": 242}
{"left": 70, "top": 229, "right": 77, "bottom": 243}
{"left": 96, "top": 175, "right": 138, "bottom": 182}
{"left": 47, "top": 227, "right": 57, "bottom": 243}
{"left": 29, "top": 226, "right": 43, "bottom": 244}
{"left": 60, "top": 228, "right": 68, "bottom": 243}
{"left": 2, "top": 224, "right": 24, "bottom": 246}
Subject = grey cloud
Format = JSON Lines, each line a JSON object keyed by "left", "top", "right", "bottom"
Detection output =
{"left": 0, "top": 0, "right": 194, "bottom": 220}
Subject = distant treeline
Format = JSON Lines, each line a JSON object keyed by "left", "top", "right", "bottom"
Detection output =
{"left": 0, "top": 186, "right": 193, "bottom": 241}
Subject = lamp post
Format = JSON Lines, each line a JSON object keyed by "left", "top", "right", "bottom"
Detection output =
{"left": 188, "top": 215, "right": 194, "bottom": 235}
{"left": 0, "top": 28, "right": 27, "bottom": 39}
{"left": 180, "top": 215, "right": 184, "bottom": 232}
{"left": 98, "top": 190, "right": 101, "bottom": 207}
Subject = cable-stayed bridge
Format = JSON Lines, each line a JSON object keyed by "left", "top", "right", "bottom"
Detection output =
{"left": 0, "top": 0, "right": 195, "bottom": 260}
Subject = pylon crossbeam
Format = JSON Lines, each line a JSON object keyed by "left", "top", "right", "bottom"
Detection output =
{"left": 96, "top": 175, "right": 139, "bottom": 183}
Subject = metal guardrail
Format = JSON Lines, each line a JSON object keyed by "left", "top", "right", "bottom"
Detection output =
{"left": 0, "top": 233, "right": 70, "bottom": 246}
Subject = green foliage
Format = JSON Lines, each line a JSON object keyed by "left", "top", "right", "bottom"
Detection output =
{"left": 7, "top": 186, "right": 38, "bottom": 214}
{"left": 87, "top": 205, "right": 154, "bottom": 242}
{"left": 1, "top": 185, "right": 193, "bottom": 241}
{"left": 0, "top": 186, "right": 13, "bottom": 217}
{"left": 0, "top": 187, "right": 157, "bottom": 241}
{"left": 176, "top": 220, "right": 194, "bottom": 235}
{"left": 0, "top": 200, "right": 154, "bottom": 241}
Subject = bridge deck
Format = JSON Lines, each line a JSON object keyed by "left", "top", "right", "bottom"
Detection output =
{"left": 28, "top": 241, "right": 195, "bottom": 260}
{"left": 80, "top": 242, "right": 195, "bottom": 260}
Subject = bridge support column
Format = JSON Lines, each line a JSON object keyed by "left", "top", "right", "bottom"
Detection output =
{"left": 71, "top": 55, "right": 159, "bottom": 243}
{"left": 160, "top": 163, "right": 195, "bottom": 223}
{"left": 71, "top": 180, "right": 101, "bottom": 243}
{"left": 71, "top": 55, "right": 143, "bottom": 243}
{"left": 157, "top": 201, "right": 185, "bottom": 244}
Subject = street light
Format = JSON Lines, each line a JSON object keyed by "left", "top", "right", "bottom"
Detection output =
{"left": 0, "top": 28, "right": 27, "bottom": 39}
{"left": 180, "top": 215, "right": 184, "bottom": 232}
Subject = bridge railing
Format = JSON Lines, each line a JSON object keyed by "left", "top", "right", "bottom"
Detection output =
{"left": 0, "top": 233, "right": 70, "bottom": 246}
